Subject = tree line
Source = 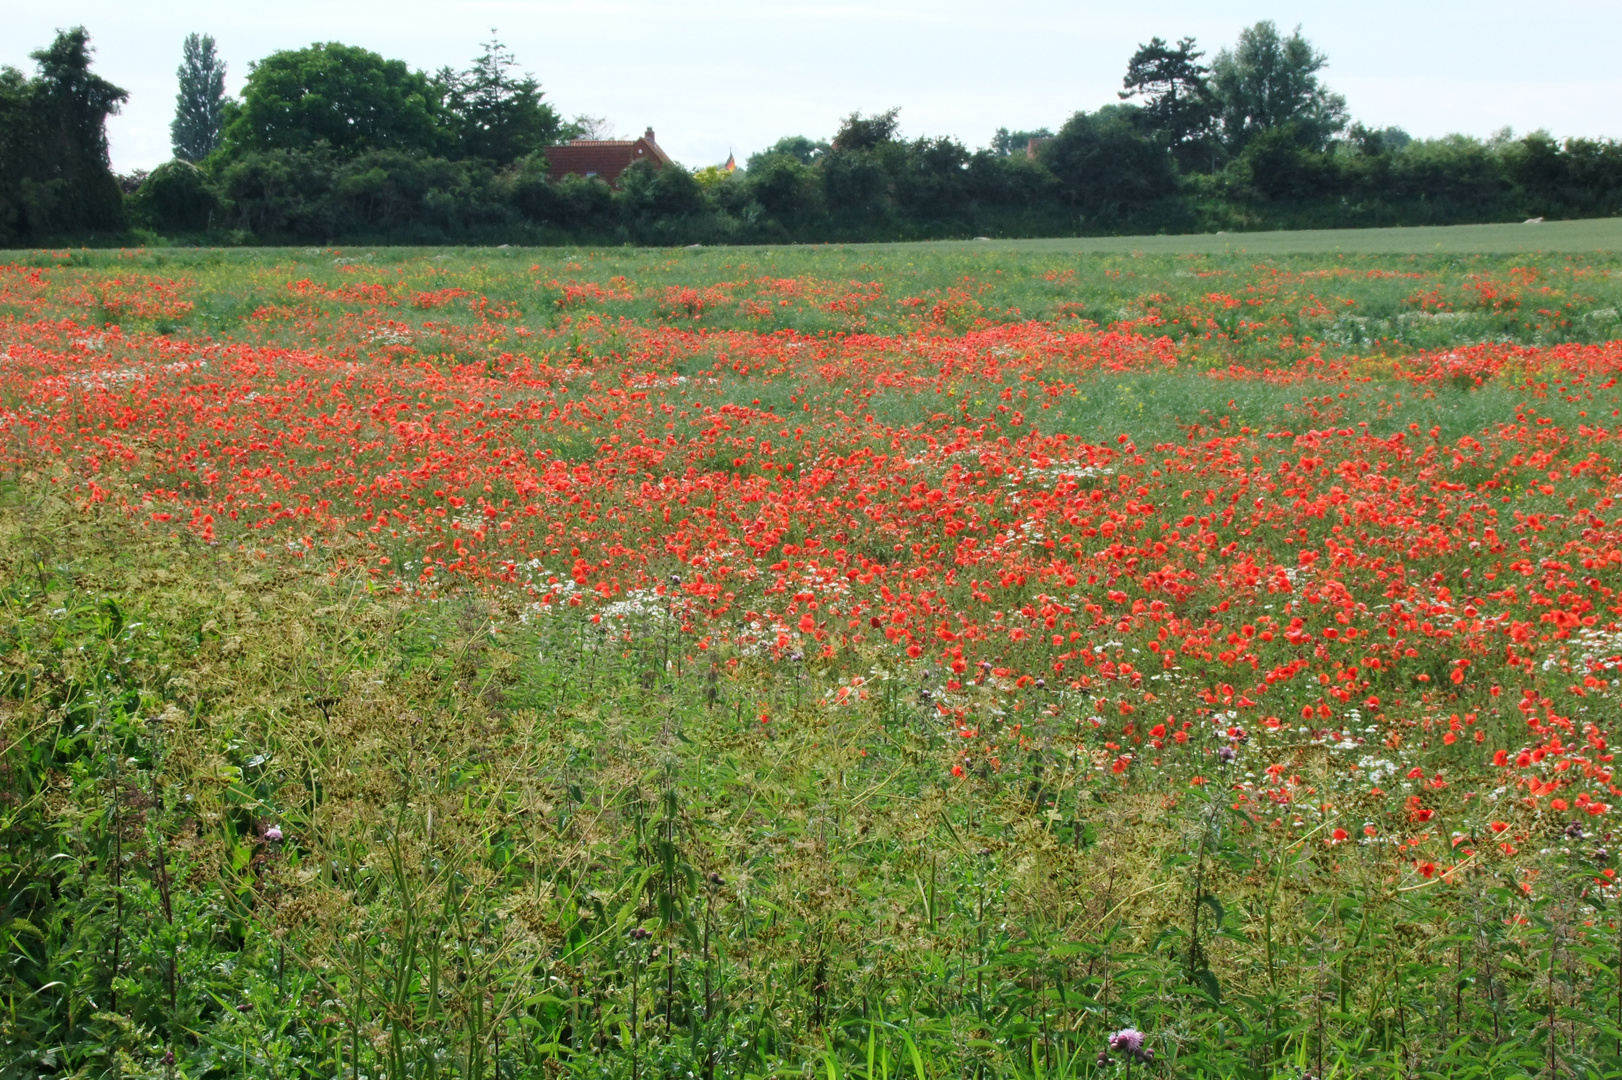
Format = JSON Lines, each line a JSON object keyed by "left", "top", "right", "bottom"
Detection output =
{"left": 3, "top": 23, "right": 1620, "bottom": 248}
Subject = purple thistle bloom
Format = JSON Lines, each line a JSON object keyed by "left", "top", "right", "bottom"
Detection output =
{"left": 1109, "top": 1028, "right": 1144, "bottom": 1053}
{"left": 264, "top": 825, "right": 283, "bottom": 843}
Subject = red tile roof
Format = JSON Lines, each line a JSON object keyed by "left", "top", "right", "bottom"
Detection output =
{"left": 547, "top": 128, "right": 672, "bottom": 187}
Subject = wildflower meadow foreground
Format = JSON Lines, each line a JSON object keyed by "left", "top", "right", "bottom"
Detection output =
{"left": 5, "top": 243, "right": 1622, "bottom": 1079}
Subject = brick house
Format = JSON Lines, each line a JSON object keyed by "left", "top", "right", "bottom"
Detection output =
{"left": 546, "top": 128, "right": 671, "bottom": 186}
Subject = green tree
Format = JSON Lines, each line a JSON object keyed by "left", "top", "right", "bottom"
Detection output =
{"left": 1043, "top": 104, "right": 1178, "bottom": 222}
{"left": 171, "top": 33, "right": 226, "bottom": 161}
{"left": 0, "top": 27, "right": 127, "bottom": 242}
{"left": 618, "top": 158, "right": 704, "bottom": 223}
{"left": 221, "top": 42, "right": 445, "bottom": 158}
{"left": 0, "top": 67, "right": 34, "bottom": 241}
{"left": 990, "top": 127, "right": 1052, "bottom": 157}
{"left": 1229, "top": 125, "right": 1339, "bottom": 202}
{"left": 441, "top": 34, "right": 563, "bottom": 164}
{"left": 742, "top": 151, "right": 822, "bottom": 228}
{"left": 821, "top": 110, "right": 905, "bottom": 231}
{"left": 1348, "top": 123, "right": 1412, "bottom": 156}
{"left": 1120, "top": 36, "right": 1219, "bottom": 171}
{"left": 1210, "top": 22, "right": 1346, "bottom": 153}
{"left": 892, "top": 136, "right": 975, "bottom": 225}
{"left": 831, "top": 108, "right": 901, "bottom": 152}
{"left": 129, "top": 160, "right": 221, "bottom": 234}
{"left": 749, "top": 135, "right": 827, "bottom": 167}
{"left": 213, "top": 145, "right": 338, "bottom": 238}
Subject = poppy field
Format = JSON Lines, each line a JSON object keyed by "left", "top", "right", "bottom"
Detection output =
{"left": 5, "top": 242, "right": 1622, "bottom": 1079}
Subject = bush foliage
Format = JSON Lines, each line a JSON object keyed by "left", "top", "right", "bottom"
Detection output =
{"left": 111, "top": 122, "right": 1622, "bottom": 248}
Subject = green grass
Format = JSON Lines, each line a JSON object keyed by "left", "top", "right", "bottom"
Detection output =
{"left": 6, "top": 240, "right": 1622, "bottom": 356}
{"left": 869, "top": 216, "right": 1622, "bottom": 255}
{"left": 10, "top": 216, "right": 1622, "bottom": 263}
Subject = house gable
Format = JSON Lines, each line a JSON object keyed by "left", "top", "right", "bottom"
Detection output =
{"left": 546, "top": 128, "right": 671, "bottom": 187}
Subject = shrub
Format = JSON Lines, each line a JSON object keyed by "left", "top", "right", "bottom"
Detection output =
{"left": 1044, "top": 105, "right": 1179, "bottom": 223}
{"left": 128, "top": 160, "right": 221, "bottom": 234}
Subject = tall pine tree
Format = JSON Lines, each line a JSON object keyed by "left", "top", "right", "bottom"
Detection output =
{"left": 171, "top": 33, "right": 225, "bottom": 162}
{"left": 442, "top": 34, "right": 562, "bottom": 164}
{"left": 1120, "top": 37, "right": 1219, "bottom": 172}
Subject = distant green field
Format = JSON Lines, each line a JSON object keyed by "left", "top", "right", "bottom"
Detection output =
{"left": 881, "top": 215, "right": 1622, "bottom": 255}
{"left": 10, "top": 231, "right": 1620, "bottom": 362}
{"left": 8, "top": 216, "right": 1622, "bottom": 263}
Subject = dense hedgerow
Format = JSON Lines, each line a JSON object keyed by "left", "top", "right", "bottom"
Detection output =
{"left": 104, "top": 128, "right": 1622, "bottom": 248}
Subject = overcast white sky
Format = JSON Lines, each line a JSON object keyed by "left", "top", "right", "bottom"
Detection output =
{"left": 3, "top": 0, "right": 1619, "bottom": 174}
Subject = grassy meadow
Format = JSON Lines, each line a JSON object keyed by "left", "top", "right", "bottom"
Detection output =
{"left": 888, "top": 217, "right": 1622, "bottom": 256}
{"left": 4, "top": 238, "right": 1622, "bottom": 1080}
